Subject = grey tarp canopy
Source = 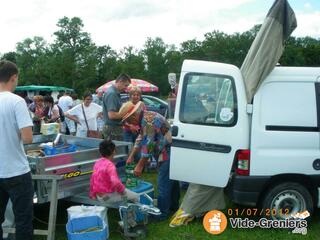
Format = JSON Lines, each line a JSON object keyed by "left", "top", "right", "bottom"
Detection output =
{"left": 15, "top": 85, "right": 74, "bottom": 92}
{"left": 240, "top": 0, "right": 297, "bottom": 103}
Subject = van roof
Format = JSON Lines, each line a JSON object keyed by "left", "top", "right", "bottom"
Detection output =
{"left": 183, "top": 60, "right": 320, "bottom": 83}
{"left": 266, "top": 66, "right": 320, "bottom": 83}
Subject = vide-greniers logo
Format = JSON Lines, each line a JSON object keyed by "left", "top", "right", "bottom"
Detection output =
{"left": 203, "top": 210, "right": 228, "bottom": 235}
{"left": 203, "top": 210, "right": 309, "bottom": 235}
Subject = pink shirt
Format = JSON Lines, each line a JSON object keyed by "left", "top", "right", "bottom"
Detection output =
{"left": 89, "top": 157, "right": 125, "bottom": 199}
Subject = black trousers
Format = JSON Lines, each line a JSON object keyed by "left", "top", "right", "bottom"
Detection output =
{"left": 0, "top": 172, "right": 34, "bottom": 240}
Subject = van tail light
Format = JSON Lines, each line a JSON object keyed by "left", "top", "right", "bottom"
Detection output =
{"left": 236, "top": 150, "right": 250, "bottom": 176}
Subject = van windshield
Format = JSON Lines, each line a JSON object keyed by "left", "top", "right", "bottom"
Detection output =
{"left": 180, "top": 73, "right": 237, "bottom": 126}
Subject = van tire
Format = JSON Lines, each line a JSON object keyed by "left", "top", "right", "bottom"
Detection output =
{"left": 261, "top": 182, "right": 313, "bottom": 220}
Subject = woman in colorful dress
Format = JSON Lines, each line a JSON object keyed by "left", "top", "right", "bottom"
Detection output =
{"left": 122, "top": 101, "right": 180, "bottom": 220}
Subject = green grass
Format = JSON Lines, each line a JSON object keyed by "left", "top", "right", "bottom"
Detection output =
{"left": 33, "top": 171, "right": 320, "bottom": 240}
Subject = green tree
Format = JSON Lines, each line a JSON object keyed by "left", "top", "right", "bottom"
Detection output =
{"left": 142, "top": 37, "right": 169, "bottom": 95}
{"left": 52, "top": 16, "right": 97, "bottom": 92}
{"left": 118, "top": 46, "right": 146, "bottom": 79}
{"left": 1, "top": 52, "right": 17, "bottom": 63}
{"left": 165, "top": 45, "right": 183, "bottom": 76}
{"left": 180, "top": 39, "right": 205, "bottom": 60}
{"left": 299, "top": 37, "right": 320, "bottom": 66}
{"left": 16, "top": 36, "right": 49, "bottom": 85}
{"left": 95, "top": 45, "right": 119, "bottom": 87}
{"left": 2, "top": 17, "right": 318, "bottom": 97}
{"left": 280, "top": 37, "right": 305, "bottom": 66}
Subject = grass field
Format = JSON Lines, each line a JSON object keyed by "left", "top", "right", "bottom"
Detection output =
{"left": 33, "top": 172, "right": 320, "bottom": 240}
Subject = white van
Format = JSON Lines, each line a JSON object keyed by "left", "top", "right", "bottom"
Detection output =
{"left": 170, "top": 59, "right": 320, "bottom": 219}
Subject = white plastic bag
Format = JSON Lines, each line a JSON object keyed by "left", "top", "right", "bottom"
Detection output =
{"left": 67, "top": 205, "right": 107, "bottom": 220}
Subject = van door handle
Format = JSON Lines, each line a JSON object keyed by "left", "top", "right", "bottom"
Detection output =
{"left": 172, "top": 126, "right": 178, "bottom": 137}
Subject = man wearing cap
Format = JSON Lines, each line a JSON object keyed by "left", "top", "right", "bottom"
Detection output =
{"left": 102, "top": 73, "right": 131, "bottom": 140}
{"left": 122, "top": 101, "right": 180, "bottom": 221}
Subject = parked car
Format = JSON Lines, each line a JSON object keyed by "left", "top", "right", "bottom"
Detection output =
{"left": 121, "top": 94, "right": 168, "bottom": 117}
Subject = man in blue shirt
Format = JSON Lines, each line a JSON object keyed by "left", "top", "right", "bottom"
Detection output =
{"left": 102, "top": 73, "right": 131, "bottom": 140}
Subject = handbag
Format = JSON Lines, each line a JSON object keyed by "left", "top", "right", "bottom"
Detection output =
{"left": 87, "top": 129, "right": 102, "bottom": 138}
{"left": 81, "top": 104, "right": 102, "bottom": 139}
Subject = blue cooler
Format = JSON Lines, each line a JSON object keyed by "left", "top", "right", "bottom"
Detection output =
{"left": 66, "top": 215, "right": 108, "bottom": 240}
{"left": 43, "top": 143, "right": 77, "bottom": 156}
{"left": 129, "top": 181, "right": 154, "bottom": 222}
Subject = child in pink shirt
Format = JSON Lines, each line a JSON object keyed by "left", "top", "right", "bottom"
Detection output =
{"left": 90, "top": 140, "right": 139, "bottom": 205}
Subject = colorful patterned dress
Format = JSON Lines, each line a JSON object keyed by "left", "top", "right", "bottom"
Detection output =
{"left": 135, "top": 111, "right": 170, "bottom": 159}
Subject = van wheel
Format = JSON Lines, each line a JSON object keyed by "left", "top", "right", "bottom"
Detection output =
{"left": 261, "top": 182, "right": 313, "bottom": 220}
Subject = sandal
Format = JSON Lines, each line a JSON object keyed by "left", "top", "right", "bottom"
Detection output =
{"left": 170, "top": 208, "right": 184, "bottom": 221}
{"left": 169, "top": 209, "right": 194, "bottom": 227}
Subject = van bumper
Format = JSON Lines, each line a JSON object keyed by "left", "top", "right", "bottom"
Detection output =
{"left": 226, "top": 175, "right": 270, "bottom": 206}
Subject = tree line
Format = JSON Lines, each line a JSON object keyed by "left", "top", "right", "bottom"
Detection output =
{"left": 1, "top": 17, "right": 319, "bottom": 96}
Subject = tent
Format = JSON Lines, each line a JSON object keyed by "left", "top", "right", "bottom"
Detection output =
{"left": 15, "top": 85, "right": 74, "bottom": 92}
{"left": 96, "top": 79, "right": 158, "bottom": 94}
{"left": 15, "top": 85, "right": 74, "bottom": 101}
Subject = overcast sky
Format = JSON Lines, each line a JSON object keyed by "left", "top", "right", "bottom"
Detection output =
{"left": 0, "top": 0, "right": 319, "bottom": 54}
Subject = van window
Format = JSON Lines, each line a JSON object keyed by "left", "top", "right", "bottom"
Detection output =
{"left": 180, "top": 73, "right": 237, "bottom": 126}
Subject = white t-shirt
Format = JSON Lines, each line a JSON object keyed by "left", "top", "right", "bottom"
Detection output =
{"left": 47, "top": 104, "right": 60, "bottom": 120}
{"left": 0, "top": 92, "right": 33, "bottom": 178}
{"left": 58, "top": 95, "right": 73, "bottom": 112}
{"left": 67, "top": 103, "right": 102, "bottom": 131}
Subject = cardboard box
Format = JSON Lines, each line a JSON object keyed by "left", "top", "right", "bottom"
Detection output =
{"left": 40, "top": 123, "right": 60, "bottom": 135}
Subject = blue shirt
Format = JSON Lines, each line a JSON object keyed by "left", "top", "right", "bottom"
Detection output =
{"left": 102, "top": 85, "right": 122, "bottom": 126}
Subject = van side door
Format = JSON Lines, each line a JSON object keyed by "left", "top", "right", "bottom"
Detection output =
{"left": 170, "top": 60, "right": 250, "bottom": 187}
{"left": 251, "top": 78, "right": 320, "bottom": 176}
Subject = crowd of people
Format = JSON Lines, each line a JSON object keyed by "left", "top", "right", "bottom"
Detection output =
{"left": 0, "top": 60, "right": 226, "bottom": 239}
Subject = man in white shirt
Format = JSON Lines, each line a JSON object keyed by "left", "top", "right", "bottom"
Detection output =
{"left": 0, "top": 60, "right": 34, "bottom": 240}
{"left": 58, "top": 92, "right": 76, "bottom": 135}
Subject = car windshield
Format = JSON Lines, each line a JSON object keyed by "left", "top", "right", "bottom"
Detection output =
{"left": 120, "top": 94, "right": 168, "bottom": 118}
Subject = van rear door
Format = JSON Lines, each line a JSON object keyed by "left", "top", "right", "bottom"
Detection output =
{"left": 170, "top": 60, "right": 250, "bottom": 187}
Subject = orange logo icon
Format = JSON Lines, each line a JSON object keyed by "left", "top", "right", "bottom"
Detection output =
{"left": 203, "top": 210, "right": 227, "bottom": 235}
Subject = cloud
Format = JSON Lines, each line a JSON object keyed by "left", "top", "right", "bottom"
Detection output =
{"left": 304, "top": 3, "right": 312, "bottom": 10}
{"left": 0, "top": 0, "right": 319, "bottom": 54}
{"left": 109, "top": 0, "right": 166, "bottom": 20}
{"left": 293, "top": 11, "right": 320, "bottom": 38}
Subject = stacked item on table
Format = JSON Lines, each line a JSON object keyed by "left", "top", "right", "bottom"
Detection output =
{"left": 39, "top": 134, "right": 78, "bottom": 156}
{"left": 125, "top": 163, "right": 138, "bottom": 188}
{"left": 40, "top": 122, "right": 60, "bottom": 135}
